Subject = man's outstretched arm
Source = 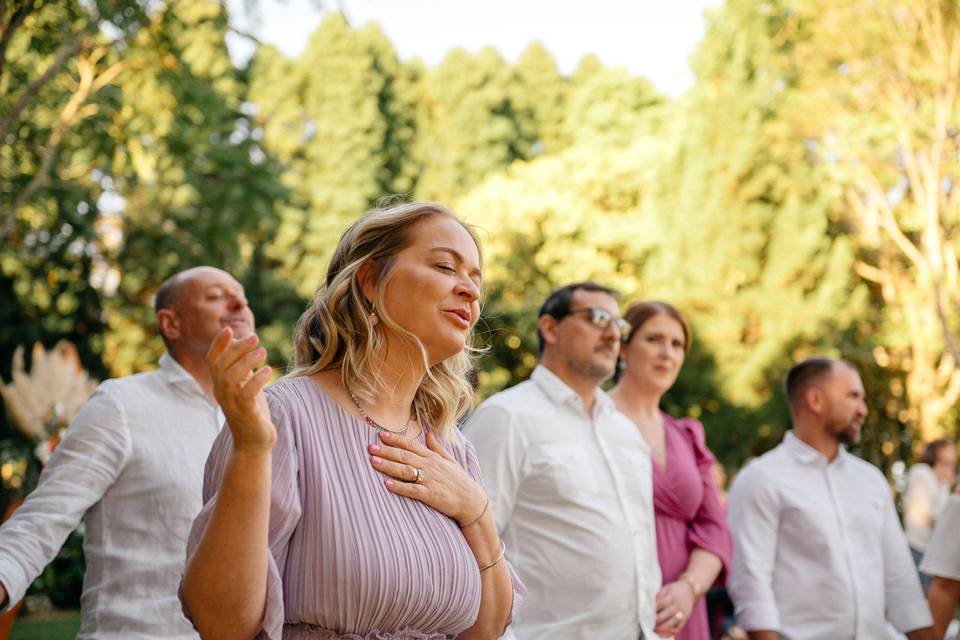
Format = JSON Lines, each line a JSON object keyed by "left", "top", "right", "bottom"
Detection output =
{"left": 0, "top": 386, "right": 130, "bottom": 610}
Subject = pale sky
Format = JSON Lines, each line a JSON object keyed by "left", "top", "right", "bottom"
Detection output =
{"left": 227, "top": 0, "right": 723, "bottom": 96}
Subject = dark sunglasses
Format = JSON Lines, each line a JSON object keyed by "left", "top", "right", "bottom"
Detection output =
{"left": 566, "top": 307, "right": 631, "bottom": 336}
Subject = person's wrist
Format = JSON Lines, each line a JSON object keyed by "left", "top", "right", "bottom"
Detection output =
{"left": 678, "top": 572, "right": 702, "bottom": 600}
{"left": 456, "top": 487, "right": 488, "bottom": 528}
{"left": 231, "top": 439, "right": 275, "bottom": 457}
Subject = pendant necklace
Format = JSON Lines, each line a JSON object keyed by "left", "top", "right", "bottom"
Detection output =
{"left": 348, "top": 390, "right": 412, "bottom": 437}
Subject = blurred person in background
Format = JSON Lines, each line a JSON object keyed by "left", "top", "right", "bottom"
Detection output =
{"left": 905, "top": 439, "right": 957, "bottom": 591}
{"left": 921, "top": 493, "right": 960, "bottom": 639}
{"left": 610, "top": 301, "right": 732, "bottom": 640}
{"left": 0, "top": 266, "right": 253, "bottom": 639}
{"left": 464, "top": 283, "right": 663, "bottom": 639}
{"left": 728, "top": 358, "right": 932, "bottom": 640}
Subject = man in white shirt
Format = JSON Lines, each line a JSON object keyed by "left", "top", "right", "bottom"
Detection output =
{"left": 0, "top": 266, "right": 255, "bottom": 639}
{"left": 464, "top": 282, "right": 663, "bottom": 640}
{"left": 728, "top": 357, "right": 933, "bottom": 640}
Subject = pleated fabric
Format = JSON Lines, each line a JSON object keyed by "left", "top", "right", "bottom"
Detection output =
{"left": 184, "top": 377, "right": 519, "bottom": 639}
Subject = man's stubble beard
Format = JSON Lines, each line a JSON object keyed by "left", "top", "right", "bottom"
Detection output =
{"left": 566, "top": 353, "right": 615, "bottom": 384}
{"left": 832, "top": 415, "right": 862, "bottom": 446}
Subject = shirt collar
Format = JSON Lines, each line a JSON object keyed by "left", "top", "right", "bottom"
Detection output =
{"left": 158, "top": 352, "right": 214, "bottom": 406}
{"left": 530, "top": 364, "right": 615, "bottom": 415}
{"left": 782, "top": 430, "right": 848, "bottom": 467}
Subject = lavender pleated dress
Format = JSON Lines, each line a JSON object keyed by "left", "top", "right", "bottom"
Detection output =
{"left": 184, "top": 377, "right": 524, "bottom": 639}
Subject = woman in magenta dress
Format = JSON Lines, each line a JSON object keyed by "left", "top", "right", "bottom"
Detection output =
{"left": 610, "top": 301, "right": 732, "bottom": 640}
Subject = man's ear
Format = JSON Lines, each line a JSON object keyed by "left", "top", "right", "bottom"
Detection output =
{"left": 357, "top": 259, "right": 381, "bottom": 305}
{"left": 538, "top": 315, "right": 560, "bottom": 348}
{"left": 156, "top": 309, "right": 181, "bottom": 343}
{"left": 805, "top": 386, "right": 824, "bottom": 414}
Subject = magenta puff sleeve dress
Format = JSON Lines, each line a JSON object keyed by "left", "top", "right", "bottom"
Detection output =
{"left": 652, "top": 413, "right": 733, "bottom": 640}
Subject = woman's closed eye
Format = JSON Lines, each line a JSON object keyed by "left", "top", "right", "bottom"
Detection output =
{"left": 436, "top": 263, "right": 456, "bottom": 272}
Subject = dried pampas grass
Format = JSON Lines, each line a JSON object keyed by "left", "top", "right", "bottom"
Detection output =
{"left": 0, "top": 341, "right": 98, "bottom": 440}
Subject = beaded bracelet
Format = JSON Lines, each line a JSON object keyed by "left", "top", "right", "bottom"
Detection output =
{"left": 459, "top": 497, "right": 489, "bottom": 529}
{"left": 479, "top": 539, "right": 506, "bottom": 572}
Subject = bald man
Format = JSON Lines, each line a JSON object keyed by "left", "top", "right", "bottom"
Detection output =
{"left": 0, "top": 267, "right": 255, "bottom": 639}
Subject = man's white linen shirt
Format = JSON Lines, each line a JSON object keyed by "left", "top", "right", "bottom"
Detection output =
{"left": 727, "top": 431, "right": 931, "bottom": 640}
{"left": 0, "top": 353, "right": 222, "bottom": 639}
{"left": 463, "top": 365, "right": 662, "bottom": 640}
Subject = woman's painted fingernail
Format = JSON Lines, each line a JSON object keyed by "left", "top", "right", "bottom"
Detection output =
{"left": 371, "top": 456, "right": 382, "bottom": 465}
{"left": 385, "top": 479, "right": 394, "bottom": 488}
{"left": 369, "top": 444, "right": 380, "bottom": 453}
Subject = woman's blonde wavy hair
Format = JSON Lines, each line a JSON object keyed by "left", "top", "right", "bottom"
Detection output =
{"left": 288, "top": 201, "right": 482, "bottom": 439}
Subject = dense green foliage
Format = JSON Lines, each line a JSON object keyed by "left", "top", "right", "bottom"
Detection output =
{"left": 2, "top": 0, "right": 958, "bottom": 608}
{"left": 4, "top": 0, "right": 957, "bottom": 463}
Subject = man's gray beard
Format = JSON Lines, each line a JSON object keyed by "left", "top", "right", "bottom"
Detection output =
{"left": 566, "top": 354, "right": 615, "bottom": 383}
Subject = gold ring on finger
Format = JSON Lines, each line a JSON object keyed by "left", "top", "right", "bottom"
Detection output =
{"left": 412, "top": 467, "right": 425, "bottom": 484}
{"left": 674, "top": 611, "right": 684, "bottom": 623}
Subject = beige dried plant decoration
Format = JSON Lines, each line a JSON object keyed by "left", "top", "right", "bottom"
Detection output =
{"left": 0, "top": 341, "right": 99, "bottom": 440}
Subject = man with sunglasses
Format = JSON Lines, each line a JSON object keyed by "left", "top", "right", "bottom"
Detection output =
{"left": 464, "top": 282, "right": 662, "bottom": 639}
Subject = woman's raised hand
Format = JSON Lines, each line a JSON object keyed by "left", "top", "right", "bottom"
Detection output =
{"left": 369, "top": 430, "right": 486, "bottom": 526}
{"left": 207, "top": 327, "right": 276, "bottom": 452}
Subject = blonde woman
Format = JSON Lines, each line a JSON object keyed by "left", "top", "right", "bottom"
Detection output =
{"left": 181, "top": 203, "right": 523, "bottom": 639}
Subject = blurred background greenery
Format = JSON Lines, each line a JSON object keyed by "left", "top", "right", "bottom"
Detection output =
{"left": 1, "top": 0, "right": 958, "bottom": 619}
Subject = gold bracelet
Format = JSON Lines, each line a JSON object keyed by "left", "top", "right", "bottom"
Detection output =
{"left": 478, "top": 539, "right": 506, "bottom": 572}
{"left": 459, "top": 497, "right": 489, "bottom": 529}
{"left": 679, "top": 572, "right": 702, "bottom": 599}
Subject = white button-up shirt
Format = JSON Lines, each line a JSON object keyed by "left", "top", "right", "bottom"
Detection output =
{"left": 728, "top": 431, "right": 931, "bottom": 639}
{"left": 0, "top": 353, "right": 221, "bottom": 639}
{"left": 463, "top": 365, "right": 661, "bottom": 640}
{"left": 903, "top": 462, "right": 949, "bottom": 552}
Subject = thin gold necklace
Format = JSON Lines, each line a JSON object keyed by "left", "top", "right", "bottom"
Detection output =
{"left": 348, "top": 390, "right": 412, "bottom": 437}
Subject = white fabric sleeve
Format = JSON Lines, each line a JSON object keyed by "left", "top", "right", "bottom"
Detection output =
{"left": 882, "top": 486, "right": 933, "bottom": 632}
{"left": 903, "top": 466, "right": 936, "bottom": 548}
{"left": 0, "top": 384, "right": 131, "bottom": 610}
{"left": 921, "top": 495, "right": 960, "bottom": 580}
{"left": 726, "top": 463, "right": 781, "bottom": 633}
{"left": 461, "top": 403, "right": 527, "bottom": 535}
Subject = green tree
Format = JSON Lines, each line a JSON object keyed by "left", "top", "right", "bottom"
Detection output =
{"left": 1, "top": 0, "right": 292, "bottom": 611}
{"left": 642, "top": 9, "right": 863, "bottom": 406}
{"left": 510, "top": 42, "right": 567, "bottom": 155}
{"left": 457, "top": 0, "right": 865, "bottom": 463}
{"left": 562, "top": 58, "right": 663, "bottom": 148}
{"left": 2, "top": 0, "right": 288, "bottom": 377}
{"left": 94, "top": 0, "right": 287, "bottom": 374}
{"left": 788, "top": 0, "right": 960, "bottom": 440}
{"left": 413, "top": 46, "right": 528, "bottom": 200}
{"left": 455, "top": 142, "right": 658, "bottom": 395}
{"left": 248, "top": 11, "right": 418, "bottom": 297}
